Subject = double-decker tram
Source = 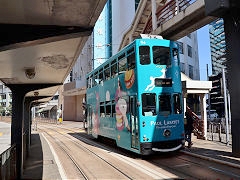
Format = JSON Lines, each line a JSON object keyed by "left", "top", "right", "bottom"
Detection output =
{"left": 86, "top": 35, "right": 185, "bottom": 155}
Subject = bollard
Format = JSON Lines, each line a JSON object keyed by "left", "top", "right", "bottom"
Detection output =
{"left": 210, "top": 122, "right": 214, "bottom": 141}
{"left": 218, "top": 123, "right": 222, "bottom": 142}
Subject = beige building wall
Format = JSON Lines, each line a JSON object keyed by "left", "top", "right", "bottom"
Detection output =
{"left": 63, "top": 94, "right": 85, "bottom": 121}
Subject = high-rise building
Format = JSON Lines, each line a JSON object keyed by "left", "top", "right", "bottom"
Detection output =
{"left": 209, "top": 18, "right": 226, "bottom": 75}
{"left": 208, "top": 18, "right": 227, "bottom": 116}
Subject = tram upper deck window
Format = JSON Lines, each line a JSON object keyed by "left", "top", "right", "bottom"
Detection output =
{"left": 153, "top": 46, "right": 170, "bottom": 65}
{"left": 119, "top": 58, "right": 127, "bottom": 72}
{"left": 111, "top": 59, "right": 117, "bottom": 77}
{"left": 87, "top": 76, "right": 92, "bottom": 88}
{"left": 127, "top": 53, "right": 136, "bottom": 70}
{"left": 139, "top": 46, "right": 150, "bottom": 65}
{"left": 104, "top": 64, "right": 110, "bottom": 80}
{"left": 93, "top": 72, "right": 98, "bottom": 86}
{"left": 141, "top": 93, "right": 156, "bottom": 116}
{"left": 99, "top": 69, "right": 103, "bottom": 84}
{"left": 159, "top": 94, "right": 171, "bottom": 116}
{"left": 172, "top": 48, "right": 179, "bottom": 66}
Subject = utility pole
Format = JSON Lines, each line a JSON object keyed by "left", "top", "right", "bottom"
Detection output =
{"left": 207, "top": 64, "right": 211, "bottom": 119}
{"left": 222, "top": 68, "right": 229, "bottom": 145}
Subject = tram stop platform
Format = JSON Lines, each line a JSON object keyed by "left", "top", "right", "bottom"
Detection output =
{"left": 22, "top": 127, "right": 240, "bottom": 179}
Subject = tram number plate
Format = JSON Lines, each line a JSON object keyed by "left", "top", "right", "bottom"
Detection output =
{"left": 155, "top": 78, "right": 172, "bottom": 87}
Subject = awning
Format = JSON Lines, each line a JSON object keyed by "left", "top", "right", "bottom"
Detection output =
{"left": 36, "top": 105, "right": 56, "bottom": 113}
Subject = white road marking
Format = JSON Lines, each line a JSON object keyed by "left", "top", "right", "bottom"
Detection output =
{"left": 41, "top": 133, "right": 67, "bottom": 180}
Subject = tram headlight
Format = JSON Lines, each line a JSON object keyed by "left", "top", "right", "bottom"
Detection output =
{"left": 163, "top": 129, "right": 171, "bottom": 137}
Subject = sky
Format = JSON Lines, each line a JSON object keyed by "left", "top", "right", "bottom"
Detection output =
{"left": 197, "top": 25, "right": 212, "bottom": 81}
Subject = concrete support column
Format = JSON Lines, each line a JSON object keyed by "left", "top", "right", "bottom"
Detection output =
{"left": 200, "top": 94, "right": 207, "bottom": 139}
{"left": 9, "top": 87, "right": 26, "bottom": 179}
{"left": 151, "top": 0, "right": 157, "bottom": 31}
{"left": 24, "top": 98, "right": 33, "bottom": 159}
{"left": 8, "top": 83, "right": 61, "bottom": 179}
{"left": 224, "top": 9, "right": 240, "bottom": 157}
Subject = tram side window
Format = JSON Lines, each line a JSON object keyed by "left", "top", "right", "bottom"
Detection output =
{"left": 153, "top": 46, "right": 170, "bottom": 65}
{"left": 93, "top": 72, "right": 98, "bottom": 86}
{"left": 139, "top": 46, "right": 150, "bottom": 65}
{"left": 104, "top": 64, "right": 110, "bottom": 80}
{"left": 159, "top": 94, "right": 171, "bottom": 116}
{"left": 111, "top": 104, "right": 115, "bottom": 117}
{"left": 87, "top": 77, "right": 93, "bottom": 88}
{"left": 100, "top": 103, "right": 105, "bottom": 117}
{"left": 99, "top": 69, "right": 103, "bottom": 84}
{"left": 173, "top": 48, "right": 178, "bottom": 60}
{"left": 87, "top": 77, "right": 90, "bottom": 88}
{"left": 119, "top": 58, "right": 127, "bottom": 72}
{"left": 173, "top": 94, "right": 182, "bottom": 114}
{"left": 111, "top": 60, "right": 118, "bottom": 77}
{"left": 127, "top": 53, "right": 136, "bottom": 70}
{"left": 141, "top": 93, "right": 156, "bottom": 116}
{"left": 106, "top": 104, "right": 111, "bottom": 117}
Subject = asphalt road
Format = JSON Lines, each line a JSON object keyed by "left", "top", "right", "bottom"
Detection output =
{"left": 0, "top": 121, "right": 11, "bottom": 154}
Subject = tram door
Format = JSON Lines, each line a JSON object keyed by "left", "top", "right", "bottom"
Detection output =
{"left": 87, "top": 106, "right": 92, "bottom": 135}
{"left": 129, "top": 96, "right": 139, "bottom": 149}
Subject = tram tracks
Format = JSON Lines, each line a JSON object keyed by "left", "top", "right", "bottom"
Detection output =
{"left": 31, "top": 122, "right": 239, "bottom": 179}
{"left": 38, "top": 124, "right": 177, "bottom": 179}
{"left": 39, "top": 126, "right": 132, "bottom": 179}
{"left": 35, "top": 122, "right": 240, "bottom": 179}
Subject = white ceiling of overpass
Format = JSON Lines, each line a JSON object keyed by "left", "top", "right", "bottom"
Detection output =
{"left": 0, "top": 0, "right": 107, "bottom": 100}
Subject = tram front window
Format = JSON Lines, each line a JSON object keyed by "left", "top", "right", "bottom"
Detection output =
{"left": 139, "top": 46, "right": 150, "bottom": 65}
{"left": 141, "top": 93, "right": 156, "bottom": 116}
{"left": 159, "top": 94, "right": 171, "bottom": 116}
{"left": 153, "top": 46, "right": 170, "bottom": 65}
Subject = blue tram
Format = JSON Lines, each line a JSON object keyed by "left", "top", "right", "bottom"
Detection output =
{"left": 86, "top": 36, "right": 185, "bottom": 155}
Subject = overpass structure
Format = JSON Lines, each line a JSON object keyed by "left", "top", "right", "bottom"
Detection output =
{"left": 0, "top": 0, "right": 107, "bottom": 178}
{"left": 119, "top": 0, "right": 240, "bottom": 157}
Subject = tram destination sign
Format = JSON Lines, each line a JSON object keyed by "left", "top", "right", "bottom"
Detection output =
{"left": 155, "top": 78, "right": 172, "bottom": 87}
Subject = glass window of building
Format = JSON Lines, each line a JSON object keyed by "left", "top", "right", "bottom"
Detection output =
{"left": 180, "top": 62, "right": 185, "bottom": 73}
{"left": 189, "top": 65, "right": 193, "bottom": 79}
{"left": 187, "top": 45, "right": 192, "bottom": 57}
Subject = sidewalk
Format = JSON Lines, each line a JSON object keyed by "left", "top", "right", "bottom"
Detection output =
{"left": 181, "top": 134, "right": 240, "bottom": 169}
{"left": 22, "top": 131, "right": 62, "bottom": 180}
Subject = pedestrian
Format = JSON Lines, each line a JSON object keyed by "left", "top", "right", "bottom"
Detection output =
{"left": 185, "top": 109, "right": 194, "bottom": 148}
{"left": 57, "top": 108, "right": 62, "bottom": 124}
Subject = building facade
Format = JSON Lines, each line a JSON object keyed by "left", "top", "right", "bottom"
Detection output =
{"left": 0, "top": 81, "right": 12, "bottom": 116}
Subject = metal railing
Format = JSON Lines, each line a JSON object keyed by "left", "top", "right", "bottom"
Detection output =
{"left": 144, "top": 0, "right": 197, "bottom": 34}
{"left": 207, "top": 118, "right": 232, "bottom": 144}
{"left": 0, "top": 144, "right": 17, "bottom": 180}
